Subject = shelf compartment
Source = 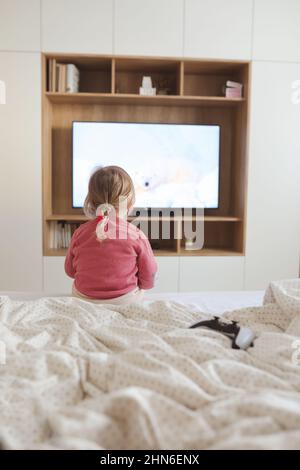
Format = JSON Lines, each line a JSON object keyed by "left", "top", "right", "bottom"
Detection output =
{"left": 114, "top": 57, "right": 181, "bottom": 96}
{"left": 179, "top": 220, "right": 244, "bottom": 255}
{"left": 183, "top": 61, "right": 247, "bottom": 98}
{"left": 46, "top": 55, "right": 112, "bottom": 94}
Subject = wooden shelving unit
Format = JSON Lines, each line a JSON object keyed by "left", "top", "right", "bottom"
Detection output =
{"left": 45, "top": 92, "right": 245, "bottom": 107}
{"left": 42, "top": 54, "right": 249, "bottom": 257}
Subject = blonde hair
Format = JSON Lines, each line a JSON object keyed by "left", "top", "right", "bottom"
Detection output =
{"left": 84, "top": 166, "right": 135, "bottom": 241}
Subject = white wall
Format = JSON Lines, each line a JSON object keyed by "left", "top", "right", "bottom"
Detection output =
{"left": 245, "top": 0, "right": 300, "bottom": 288}
{"left": 0, "top": 52, "right": 42, "bottom": 290}
{"left": 245, "top": 63, "right": 300, "bottom": 289}
{"left": 253, "top": 0, "right": 300, "bottom": 62}
{"left": 0, "top": 0, "right": 299, "bottom": 292}
{"left": 41, "top": 0, "right": 113, "bottom": 54}
{"left": 0, "top": 0, "right": 40, "bottom": 51}
{"left": 184, "top": 0, "right": 253, "bottom": 60}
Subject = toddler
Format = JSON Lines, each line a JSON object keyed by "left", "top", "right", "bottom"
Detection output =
{"left": 65, "top": 166, "right": 157, "bottom": 304}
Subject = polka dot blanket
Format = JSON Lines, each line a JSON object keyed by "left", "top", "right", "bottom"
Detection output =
{"left": 0, "top": 279, "right": 299, "bottom": 450}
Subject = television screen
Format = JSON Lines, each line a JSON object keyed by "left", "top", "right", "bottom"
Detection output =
{"left": 72, "top": 121, "right": 220, "bottom": 209}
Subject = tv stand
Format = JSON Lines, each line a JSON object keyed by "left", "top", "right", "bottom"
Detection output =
{"left": 42, "top": 54, "right": 249, "bottom": 257}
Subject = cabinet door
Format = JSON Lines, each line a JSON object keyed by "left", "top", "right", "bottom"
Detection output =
{"left": 253, "top": 0, "right": 300, "bottom": 62}
{"left": 41, "top": 0, "right": 113, "bottom": 54}
{"left": 152, "top": 257, "right": 179, "bottom": 293}
{"left": 44, "top": 257, "right": 73, "bottom": 294}
{"left": 179, "top": 257, "right": 245, "bottom": 292}
{"left": 0, "top": 0, "right": 40, "bottom": 51}
{"left": 114, "top": 0, "right": 183, "bottom": 57}
{"left": 184, "top": 0, "right": 253, "bottom": 60}
{"left": 0, "top": 52, "right": 42, "bottom": 290}
{"left": 245, "top": 61, "right": 300, "bottom": 289}
{"left": 44, "top": 256, "right": 180, "bottom": 294}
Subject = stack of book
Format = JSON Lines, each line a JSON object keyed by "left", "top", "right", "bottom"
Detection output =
{"left": 48, "top": 59, "right": 80, "bottom": 93}
{"left": 49, "top": 221, "right": 80, "bottom": 250}
{"left": 223, "top": 80, "right": 243, "bottom": 98}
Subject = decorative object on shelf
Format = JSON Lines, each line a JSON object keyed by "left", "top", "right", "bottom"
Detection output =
{"left": 223, "top": 80, "right": 243, "bottom": 98}
{"left": 157, "top": 77, "right": 171, "bottom": 95}
{"left": 139, "top": 76, "right": 156, "bottom": 96}
{"left": 150, "top": 241, "right": 161, "bottom": 250}
{"left": 184, "top": 237, "right": 197, "bottom": 251}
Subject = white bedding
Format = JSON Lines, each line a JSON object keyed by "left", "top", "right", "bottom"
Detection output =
{"left": 0, "top": 281, "right": 299, "bottom": 450}
{"left": 145, "top": 291, "right": 264, "bottom": 314}
{"left": 0, "top": 290, "right": 264, "bottom": 314}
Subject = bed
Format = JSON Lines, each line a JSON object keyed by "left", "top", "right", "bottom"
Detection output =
{"left": 0, "top": 289, "right": 264, "bottom": 312}
{"left": 0, "top": 282, "right": 299, "bottom": 450}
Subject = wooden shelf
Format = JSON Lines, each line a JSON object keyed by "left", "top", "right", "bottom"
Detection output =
{"left": 179, "top": 248, "right": 244, "bottom": 257}
{"left": 45, "top": 247, "right": 243, "bottom": 257}
{"left": 45, "top": 92, "right": 245, "bottom": 107}
{"left": 46, "top": 248, "right": 69, "bottom": 257}
{"left": 46, "top": 214, "right": 87, "bottom": 221}
{"left": 46, "top": 214, "right": 242, "bottom": 222}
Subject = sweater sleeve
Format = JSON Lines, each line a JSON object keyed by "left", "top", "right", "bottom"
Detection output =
{"left": 136, "top": 237, "right": 158, "bottom": 290}
{"left": 64, "top": 232, "right": 77, "bottom": 279}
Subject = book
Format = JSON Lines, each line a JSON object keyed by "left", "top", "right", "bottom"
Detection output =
{"left": 66, "top": 64, "right": 80, "bottom": 93}
{"left": 226, "top": 80, "right": 243, "bottom": 89}
{"left": 57, "top": 64, "right": 62, "bottom": 92}
{"left": 223, "top": 80, "right": 243, "bottom": 98}
{"left": 57, "top": 64, "right": 67, "bottom": 92}
{"left": 48, "top": 58, "right": 57, "bottom": 92}
{"left": 225, "top": 87, "right": 242, "bottom": 98}
{"left": 48, "top": 60, "right": 79, "bottom": 93}
{"left": 48, "top": 59, "right": 52, "bottom": 92}
{"left": 49, "top": 222, "right": 81, "bottom": 250}
{"left": 49, "top": 221, "right": 55, "bottom": 249}
{"left": 62, "top": 65, "right": 67, "bottom": 92}
{"left": 51, "top": 59, "right": 57, "bottom": 92}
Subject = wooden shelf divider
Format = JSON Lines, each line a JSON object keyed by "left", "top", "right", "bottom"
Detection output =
{"left": 111, "top": 57, "right": 116, "bottom": 94}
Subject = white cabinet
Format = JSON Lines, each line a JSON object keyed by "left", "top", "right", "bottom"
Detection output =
{"left": 41, "top": 0, "right": 113, "bottom": 54}
{"left": 152, "top": 257, "right": 179, "bottom": 293}
{"left": 44, "top": 257, "right": 73, "bottom": 294}
{"left": 184, "top": 0, "right": 253, "bottom": 60}
{"left": 253, "top": 0, "right": 300, "bottom": 62}
{"left": 114, "top": 0, "right": 184, "bottom": 57}
{"left": 245, "top": 61, "right": 300, "bottom": 290}
{"left": 44, "top": 256, "right": 179, "bottom": 294}
{"left": 0, "top": 52, "right": 42, "bottom": 290}
{"left": 0, "top": 0, "right": 40, "bottom": 51}
{"left": 179, "top": 257, "right": 245, "bottom": 291}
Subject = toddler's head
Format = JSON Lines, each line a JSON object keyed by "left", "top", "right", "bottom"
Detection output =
{"left": 84, "top": 166, "right": 135, "bottom": 239}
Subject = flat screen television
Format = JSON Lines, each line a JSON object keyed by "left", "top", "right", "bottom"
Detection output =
{"left": 72, "top": 121, "right": 220, "bottom": 209}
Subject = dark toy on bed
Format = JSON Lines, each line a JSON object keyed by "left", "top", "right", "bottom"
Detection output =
{"left": 190, "top": 316, "right": 255, "bottom": 350}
